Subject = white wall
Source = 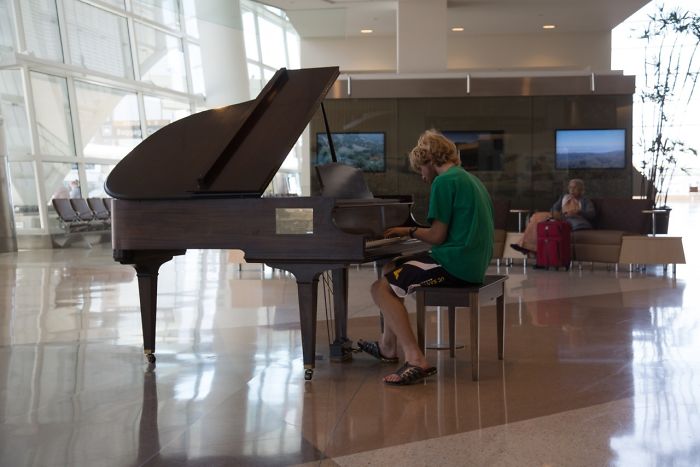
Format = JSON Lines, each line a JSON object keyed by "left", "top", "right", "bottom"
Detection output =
{"left": 300, "top": 36, "right": 396, "bottom": 72}
{"left": 397, "top": 0, "right": 447, "bottom": 73}
{"left": 301, "top": 31, "right": 612, "bottom": 73}
{"left": 448, "top": 31, "right": 612, "bottom": 71}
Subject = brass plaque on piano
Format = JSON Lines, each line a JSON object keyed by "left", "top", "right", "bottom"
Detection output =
{"left": 276, "top": 208, "right": 313, "bottom": 234}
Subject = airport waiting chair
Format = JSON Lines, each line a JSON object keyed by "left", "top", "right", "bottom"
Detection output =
{"left": 88, "top": 198, "right": 111, "bottom": 221}
{"left": 52, "top": 198, "right": 89, "bottom": 232}
{"left": 70, "top": 198, "right": 96, "bottom": 222}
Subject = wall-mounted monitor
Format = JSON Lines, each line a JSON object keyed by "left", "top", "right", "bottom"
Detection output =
{"left": 441, "top": 130, "right": 504, "bottom": 171}
{"left": 555, "top": 129, "right": 626, "bottom": 169}
{"left": 315, "top": 132, "right": 386, "bottom": 172}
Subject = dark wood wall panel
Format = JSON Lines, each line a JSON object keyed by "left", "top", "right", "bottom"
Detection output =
{"left": 311, "top": 76, "right": 634, "bottom": 228}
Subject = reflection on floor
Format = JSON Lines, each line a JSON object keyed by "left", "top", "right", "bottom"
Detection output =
{"left": 0, "top": 198, "right": 698, "bottom": 466}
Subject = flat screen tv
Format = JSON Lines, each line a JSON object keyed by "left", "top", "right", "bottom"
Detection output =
{"left": 315, "top": 132, "right": 386, "bottom": 172}
{"left": 441, "top": 130, "right": 504, "bottom": 171}
{"left": 555, "top": 129, "right": 626, "bottom": 169}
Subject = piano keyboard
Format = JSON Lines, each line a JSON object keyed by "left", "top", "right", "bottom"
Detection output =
{"left": 365, "top": 236, "right": 410, "bottom": 248}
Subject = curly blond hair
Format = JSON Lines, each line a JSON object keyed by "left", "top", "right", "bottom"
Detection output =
{"left": 408, "top": 130, "right": 460, "bottom": 173}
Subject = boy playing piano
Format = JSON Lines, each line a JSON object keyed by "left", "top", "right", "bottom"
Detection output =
{"left": 358, "top": 129, "right": 494, "bottom": 385}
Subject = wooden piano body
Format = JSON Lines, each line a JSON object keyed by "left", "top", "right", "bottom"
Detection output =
{"left": 106, "top": 66, "right": 426, "bottom": 379}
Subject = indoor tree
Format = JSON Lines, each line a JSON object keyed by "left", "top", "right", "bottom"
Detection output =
{"left": 637, "top": 4, "right": 699, "bottom": 208}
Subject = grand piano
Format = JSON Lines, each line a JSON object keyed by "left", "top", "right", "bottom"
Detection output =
{"left": 106, "top": 66, "right": 427, "bottom": 380}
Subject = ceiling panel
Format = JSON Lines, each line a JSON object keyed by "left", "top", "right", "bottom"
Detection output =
{"left": 261, "top": 0, "right": 651, "bottom": 37}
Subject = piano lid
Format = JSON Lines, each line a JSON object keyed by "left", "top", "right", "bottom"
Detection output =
{"left": 105, "top": 66, "right": 340, "bottom": 200}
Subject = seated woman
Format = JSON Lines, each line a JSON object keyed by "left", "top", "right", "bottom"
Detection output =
{"left": 511, "top": 178, "right": 595, "bottom": 254}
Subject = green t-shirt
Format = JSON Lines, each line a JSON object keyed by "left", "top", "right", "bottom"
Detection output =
{"left": 427, "top": 166, "right": 494, "bottom": 283}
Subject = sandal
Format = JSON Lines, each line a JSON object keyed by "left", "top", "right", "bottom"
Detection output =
{"left": 384, "top": 362, "right": 437, "bottom": 386}
{"left": 357, "top": 339, "right": 399, "bottom": 363}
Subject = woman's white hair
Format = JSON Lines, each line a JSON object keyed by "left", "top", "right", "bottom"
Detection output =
{"left": 569, "top": 178, "right": 585, "bottom": 190}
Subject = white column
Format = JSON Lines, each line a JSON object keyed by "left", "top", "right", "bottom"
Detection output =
{"left": 0, "top": 117, "right": 18, "bottom": 253}
{"left": 397, "top": 0, "right": 447, "bottom": 73}
{"left": 196, "top": 0, "right": 250, "bottom": 106}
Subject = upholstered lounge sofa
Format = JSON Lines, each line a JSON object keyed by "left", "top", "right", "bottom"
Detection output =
{"left": 572, "top": 197, "right": 653, "bottom": 264}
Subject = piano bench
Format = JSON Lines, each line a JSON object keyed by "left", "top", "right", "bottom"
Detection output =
{"left": 415, "top": 274, "right": 508, "bottom": 381}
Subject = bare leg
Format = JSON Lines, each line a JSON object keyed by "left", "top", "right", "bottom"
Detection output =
{"left": 520, "top": 211, "right": 551, "bottom": 251}
{"left": 371, "top": 277, "right": 430, "bottom": 383}
{"left": 379, "top": 318, "right": 398, "bottom": 358}
{"left": 376, "top": 262, "right": 398, "bottom": 358}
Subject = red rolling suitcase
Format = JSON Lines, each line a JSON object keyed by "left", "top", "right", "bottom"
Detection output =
{"left": 536, "top": 219, "right": 572, "bottom": 270}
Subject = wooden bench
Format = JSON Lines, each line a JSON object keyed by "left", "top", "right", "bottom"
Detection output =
{"left": 415, "top": 274, "right": 508, "bottom": 381}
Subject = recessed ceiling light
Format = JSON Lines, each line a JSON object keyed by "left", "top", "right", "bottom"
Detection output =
{"left": 360, "top": 29, "right": 373, "bottom": 34}
{"left": 451, "top": 27, "right": 464, "bottom": 32}
{"left": 542, "top": 24, "right": 556, "bottom": 29}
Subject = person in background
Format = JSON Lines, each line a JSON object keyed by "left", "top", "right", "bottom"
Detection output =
{"left": 511, "top": 178, "right": 595, "bottom": 254}
{"left": 69, "top": 180, "right": 81, "bottom": 199}
{"left": 356, "top": 129, "right": 494, "bottom": 385}
{"left": 51, "top": 184, "right": 70, "bottom": 200}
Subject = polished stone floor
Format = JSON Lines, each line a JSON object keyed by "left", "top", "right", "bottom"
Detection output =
{"left": 0, "top": 198, "right": 698, "bottom": 466}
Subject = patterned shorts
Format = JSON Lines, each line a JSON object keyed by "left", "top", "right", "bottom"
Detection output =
{"left": 384, "top": 251, "right": 466, "bottom": 298}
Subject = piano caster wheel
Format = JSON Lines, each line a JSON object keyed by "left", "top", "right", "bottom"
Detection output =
{"left": 146, "top": 354, "right": 156, "bottom": 364}
{"left": 304, "top": 369, "right": 314, "bottom": 381}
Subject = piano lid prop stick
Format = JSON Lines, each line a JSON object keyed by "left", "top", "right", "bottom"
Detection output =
{"left": 320, "top": 102, "right": 338, "bottom": 163}
{"left": 197, "top": 68, "right": 290, "bottom": 191}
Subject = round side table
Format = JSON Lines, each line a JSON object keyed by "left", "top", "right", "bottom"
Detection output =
{"left": 642, "top": 209, "right": 668, "bottom": 236}
{"left": 509, "top": 209, "right": 530, "bottom": 232}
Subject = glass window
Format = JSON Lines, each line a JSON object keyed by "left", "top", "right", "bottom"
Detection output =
{"left": 286, "top": 30, "right": 300, "bottom": 69}
{"left": 43, "top": 162, "right": 79, "bottom": 230}
{"left": 258, "top": 17, "right": 286, "bottom": 69}
{"left": 266, "top": 171, "right": 299, "bottom": 196}
{"left": 263, "top": 5, "right": 285, "bottom": 17}
{"left": 0, "top": 70, "right": 32, "bottom": 157}
{"left": 84, "top": 163, "right": 114, "bottom": 198}
{"left": 43, "top": 162, "right": 79, "bottom": 201}
{"left": 132, "top": 0, "right": 180, "bottom": 30}
{"left": 101, "top": 0, "right": 125, "bottom": 8}
{"left": 188, "top": 44, "right": 205, "bottom": 95}
{"left": 135, "top": 23, "right": 187, "bottom": 92}
{"left": 247, "top": 62, "right": 262, "bottom": 97}
{"left": 263, "top": 67, "right": 275, "bottom": 81}
{"left": 286, "top": 172, "right": 300, "bottom": 195}
{"left": 8, "top": 162, "right": 41, "bottom": 230}
{"left": 182, "top": 0, "right": 199, "bottom": 38}
{"left": 20, "top": 0, "right": 63, "bottom": 62}
{"left": 143, "top": 95, "right": 190, "bottom": 136}
{"left": 64, "top": 0, "right": 134, "bottom": 79}
{"left": 29, "top": 72, "right": 76, "bottom": 156}
{"left": 0, "top": 0, "right": 17, "bottom": 63}
{"left": 242, "top": 10, "right": 259, "bottom": 61}
{"left": 75, "top": 80, "right": 141, "bottom": 159}
{"left": 280, "top": 148, "right": 299, "bottom": 172}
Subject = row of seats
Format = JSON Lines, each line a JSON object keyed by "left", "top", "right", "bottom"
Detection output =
{"left": 52, "top": 198, "right": 112, "bottom": 232}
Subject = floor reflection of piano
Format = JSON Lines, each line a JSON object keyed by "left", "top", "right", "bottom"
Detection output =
{"left": 106, "top": 66, "right": 427, "bottom": 380}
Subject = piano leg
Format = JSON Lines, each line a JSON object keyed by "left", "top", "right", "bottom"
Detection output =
{"left": 267, "top": 263, "right": 344, "bottom": 380}
{"left": 297, "top": 277, "right": 319, "bottom": 380}
{"left": 330, "top": 268, "right": 353, "bottom": 362}
{"left": 115, "top": 249, "right": 186, "bottom": 364}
